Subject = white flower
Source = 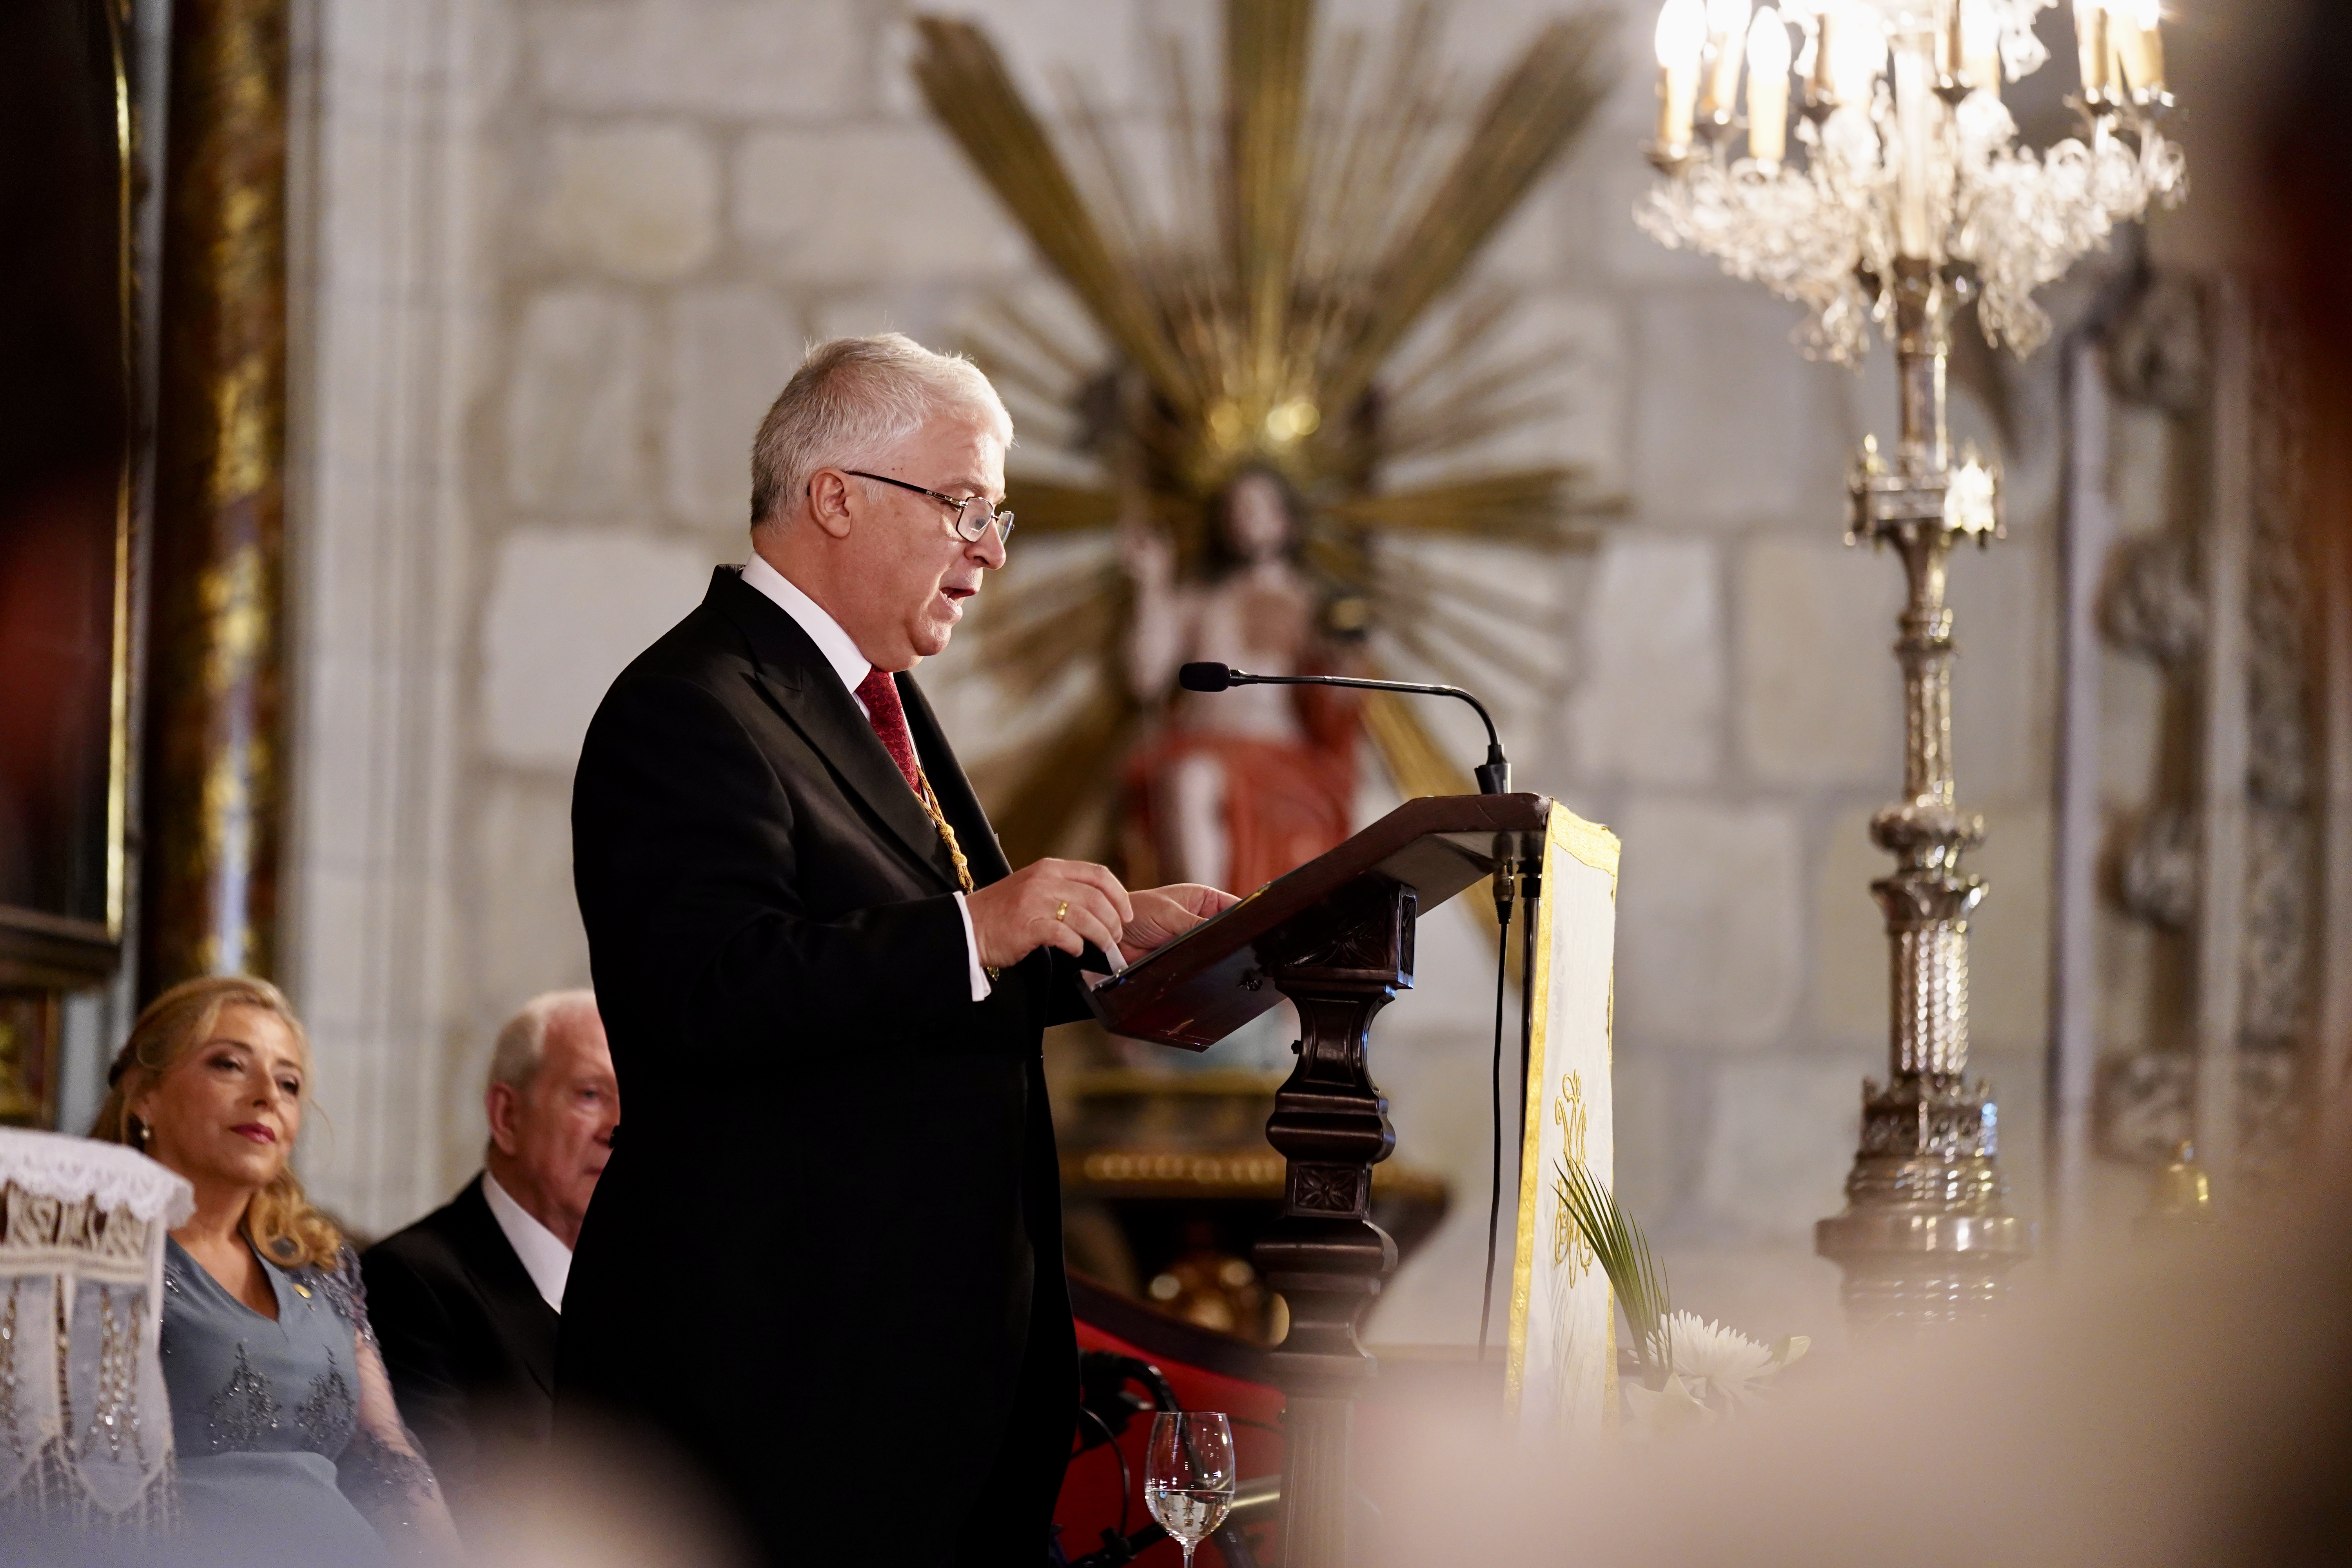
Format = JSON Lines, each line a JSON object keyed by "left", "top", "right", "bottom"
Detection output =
{"left": 1656, "top": 1311, "right": 1789, "bottom": 1405}
{"left": 1621, "top": 1368, "right": 1715, "bottom": 1437}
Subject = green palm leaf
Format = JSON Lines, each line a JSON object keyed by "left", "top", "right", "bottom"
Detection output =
{"left": 1555, "top": 1159, "right": 1672, "bottom": 1377}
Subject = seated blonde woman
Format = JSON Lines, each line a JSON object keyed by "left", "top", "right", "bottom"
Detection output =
{"left": 91, "top": 975, "right": 459, "bottom": 1561}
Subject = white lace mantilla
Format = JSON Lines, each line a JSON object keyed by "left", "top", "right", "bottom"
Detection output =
{"left": 0, "top": 1128, "right": 187, "bottom": 1530}
{"left": 0, "top": 1129, "right": 194, "bottom": 1228}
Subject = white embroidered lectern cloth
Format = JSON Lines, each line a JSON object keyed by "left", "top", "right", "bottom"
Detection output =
{"left": 1504, "top": 802, "right": 1621, "bottom": 1437}
{"left": 0, "top": 1127, "right": 192, "bottom": 1530}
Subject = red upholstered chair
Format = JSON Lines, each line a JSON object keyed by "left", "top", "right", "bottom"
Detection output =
{"left": 1056, "top": 1274, "right": 1287, "bottom": 1568}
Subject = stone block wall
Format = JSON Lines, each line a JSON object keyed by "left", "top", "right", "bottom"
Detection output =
{"left": 291, "top": 0, "right": 2063, "bottom": 1348}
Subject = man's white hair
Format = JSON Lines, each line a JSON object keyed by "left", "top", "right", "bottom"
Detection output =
{"left": 748, "top": 332, "right": 1013, "bottom": 530}
{"left": 488, "top": 989, "right": 599, "bottom": 1093}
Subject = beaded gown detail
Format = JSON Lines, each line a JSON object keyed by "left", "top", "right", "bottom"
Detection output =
{"left": 159, "top": 1238, "right": 452, "bottom": 1560}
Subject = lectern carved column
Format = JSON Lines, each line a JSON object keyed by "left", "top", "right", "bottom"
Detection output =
{"left": 1257, "top": 884, "right": 1414, "bottom": 1568}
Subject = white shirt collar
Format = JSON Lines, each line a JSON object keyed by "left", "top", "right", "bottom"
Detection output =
{"left": 740, "top": 552, "right": 870, "bottom": 695}
{"left": 481, "top": 1169, "right": 573, "bottom": 1314}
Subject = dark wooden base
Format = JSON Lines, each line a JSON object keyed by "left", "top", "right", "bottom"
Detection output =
{"left": 1256, "top": 882, "right": 1416, "bottom": 1568}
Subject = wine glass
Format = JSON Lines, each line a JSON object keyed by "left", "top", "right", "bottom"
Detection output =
{"left": 1145, "top": 1411, "right": 1236, "bottom": 1568}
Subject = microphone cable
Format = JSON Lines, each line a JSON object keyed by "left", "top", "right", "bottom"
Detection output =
{"left": 1478, "top": 853, "right": 1517, "bottom": 1360}
{"left": 1072, "top": 1405, "right": 1131, "bottom": 1538}
{"left": 1178, "top": 661, "right": 1526, "bottom": 1356}
{"left": 1518, "top": 847, "right": 1544, "bottom": 1268}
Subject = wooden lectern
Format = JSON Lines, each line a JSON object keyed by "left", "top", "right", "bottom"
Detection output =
{"left": 1088, "top": 792, "right": 1619, "bottom": 1568}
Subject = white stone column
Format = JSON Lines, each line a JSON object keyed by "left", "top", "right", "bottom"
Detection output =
{"left": 2046, "top": 337, "right": 2114, "bottom": 1255}
{"left": 2194, "top": 281, "right": 2252, "bottom": 1195}
{"left": 283, "top": 0, "right": 502, "bottom": 1232}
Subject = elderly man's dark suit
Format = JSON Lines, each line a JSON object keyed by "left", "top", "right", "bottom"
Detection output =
{"left": 360, "top": 1176, "right": 559, "bottom": 1535}
{"left": 561, "top": 566, "right": 1087, "bottom": 1568}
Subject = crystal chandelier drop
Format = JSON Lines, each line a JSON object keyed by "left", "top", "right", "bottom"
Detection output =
{"left": 1636, "top": 0, "right": 2186, "bottom": 1331}
{"left": 1639, "top": 0, "right": 2185, "bottom": 363}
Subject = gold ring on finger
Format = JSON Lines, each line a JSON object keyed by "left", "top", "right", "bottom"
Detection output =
{"left": 1054, "top": 900, "right": 1069, "bottom": 922}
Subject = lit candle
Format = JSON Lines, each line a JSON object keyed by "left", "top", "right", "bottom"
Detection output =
{"left": 1809, "top": 0, "right": 1837, "bottom": 105}
{"left": 2115, "top": 0, "right": 2165, "bottom": 99}
{"left": 2073, "top": 0, "right": 2110, "bottom": 103}
{"left": 1892, "top": 33, "right": 1936, "bottom": 257}
{"left": 2107, "top": 11, "right": 2137, "bottom": 95}
{"left": 1746, "top": 9, "right": 1792, "bottom": 165}
{"left": 1830, "top": 6, "right": 1886, "bottom": 108}
{"left": 1655, "top": 0, "right": 1708, "bottom": 149}
{"left": 1699, "top": 0, "right": 1753, "bottom": 129}
{"left": 1960, "top": 0, "right": 2002, "bottom": 96}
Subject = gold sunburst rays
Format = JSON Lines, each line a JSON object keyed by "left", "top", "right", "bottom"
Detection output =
{"left": 1227, "top": 0, "right": 1315, "bottom": 408}
{"left": 974, "top": 558, "right": 1125, "bottom": 699}
{"left": 992, "top": 478, "right": 1120, "bottom": 538}
{"left": 968, "top": 682, "right": 1142, "bottom": 864}
{"left": 1325, "top": 471, "right": 1600, "bottom": 544}
{"left": 922, "top": 2, "right": 1610, "bottom": 489}
{"left": 1376, "top": 294, "right": 1596, "bottom": 469}
{"left": 962, "top": 549, "right": 1143, "bottom": 862}
{"left": 914, "top": 1, "right": 1615, "bottom": 869}
{"left": 1316, "top": 15, "right": 1614, "bottom": 420}
{"left": 910, "top": 18, "right": 1196, "bottom": 416}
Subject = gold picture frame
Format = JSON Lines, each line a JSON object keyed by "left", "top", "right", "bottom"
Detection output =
{"left": 0, "top": 0, "right": 140, "bottom": 1124}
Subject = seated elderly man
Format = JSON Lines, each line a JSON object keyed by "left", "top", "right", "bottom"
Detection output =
{"left": 361, "top": 989, "right": 617, "bottom": 1530}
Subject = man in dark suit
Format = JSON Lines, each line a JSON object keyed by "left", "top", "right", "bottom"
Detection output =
{"left": 363, "top": 991, "right": 619, "bottom": 1535}
{"left": 560, "top": 334, "right": 1229, "bottom": 1567}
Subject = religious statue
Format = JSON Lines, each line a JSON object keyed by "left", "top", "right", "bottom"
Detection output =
{"left": 1119, "top": 468, "right": 1362, "bottom": 894}
{"left": 913, "top": 2, "right": 1615, "bottom": 873}
{"left": 908, "top": 0, "right": 1615, "bottom": 1335}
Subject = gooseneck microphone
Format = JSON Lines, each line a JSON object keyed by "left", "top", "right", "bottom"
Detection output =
{"left": 1183, "top": 657, "right": 1521, "bottom": 1368}
{"left": 1178, "top": 661, "right": 1512, "bottom": 794}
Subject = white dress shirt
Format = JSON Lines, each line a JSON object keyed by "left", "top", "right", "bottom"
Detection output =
{"left": 740, "top": 554, "right": 992, "bottom": 1002}
{"left": 481, "top": 1169, "right": 572, "bottom": 1313}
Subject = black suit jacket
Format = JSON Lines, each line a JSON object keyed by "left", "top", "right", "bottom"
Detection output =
{"left": 560, "top": 566, "right": 1087, "bottom": 1567}
{"left": 360, "top": 1174, "right": 560, "bottom": 1535}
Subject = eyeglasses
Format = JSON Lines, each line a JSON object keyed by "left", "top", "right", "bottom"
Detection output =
{"left": 843, "top": 470, "right": 1016, "bottom": 545}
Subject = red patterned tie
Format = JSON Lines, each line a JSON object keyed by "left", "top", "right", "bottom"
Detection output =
{"left": 855, "top": 668, "right": 922, "bottom": 795}
{"left": 856, "top": 668, "right": 983, "bottom": 908}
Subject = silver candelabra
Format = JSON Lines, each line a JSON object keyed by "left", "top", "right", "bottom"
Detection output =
{"left": 1637, "top": 0, "right": 2184, "bottom": 1328}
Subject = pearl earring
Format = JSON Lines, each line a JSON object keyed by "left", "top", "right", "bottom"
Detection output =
{"left": 134, "top": 1121, "right": 151, "bottom": 1149}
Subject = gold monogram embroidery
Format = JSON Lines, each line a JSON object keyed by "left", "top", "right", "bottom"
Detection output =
{"left": 1548, "top": 1072, "right": 1594, "bottom": 1278}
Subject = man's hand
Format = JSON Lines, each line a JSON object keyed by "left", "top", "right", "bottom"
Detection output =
{"left": 1118, "top": 883, "right": 1239, "bottom": 966}
{"left": 966, "top": 858, "right": 1134, "bottom": 970}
